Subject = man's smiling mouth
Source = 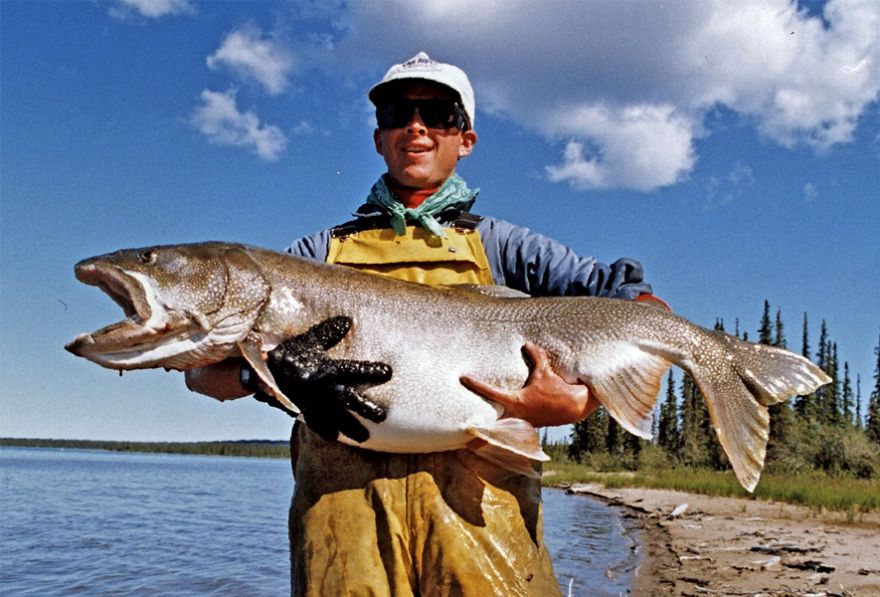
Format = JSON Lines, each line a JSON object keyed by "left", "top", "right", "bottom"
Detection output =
{"left": 404, "top": 145, "right": 431, "bottom": 154}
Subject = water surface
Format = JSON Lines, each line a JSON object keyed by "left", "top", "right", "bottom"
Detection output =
{"left": 1, "top": 447, "right": 637, "bottom": 595}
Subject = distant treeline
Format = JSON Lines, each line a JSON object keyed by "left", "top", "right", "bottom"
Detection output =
{"left": 1, "top": 437, "right": 290, "bottom": 459}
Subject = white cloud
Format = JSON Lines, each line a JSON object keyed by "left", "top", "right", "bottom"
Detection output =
{"left": 190, "top": 89, "right": 286, "bottom": 161}
{"left": 329, "top": 0, "right": 880, "bottom": 191}
{"left": 207, "top": 26, "right": 294, "bottom": 96}
{"left": 704, "top": 163, "right": 756, "bottom": 210}
{"left": 545, "top": 104, "right": 697, "bottom": 191}
{"left": 804, "top": 182, "right": 819, "bottom": 202}
{"left": 111, "top": 0, "right": 193, "bottom": 19}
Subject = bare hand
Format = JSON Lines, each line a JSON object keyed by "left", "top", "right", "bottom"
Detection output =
{"left": 460, "top": 342, "right": 599, "bottom": 427}
{"left": 185, "top": 359, "right": 252, "bottom": 400}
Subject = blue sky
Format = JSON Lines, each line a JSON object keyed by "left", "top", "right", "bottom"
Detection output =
{"left": 1, "top": 0, "right": 878, "bottom": 442}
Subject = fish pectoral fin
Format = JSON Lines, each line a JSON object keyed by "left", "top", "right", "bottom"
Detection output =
{"left": 237, "top": 339, "right": 300, "bottom": 416}
{"left": 466, "top": 418, "right": 549, "bottom": 464}
{"left": 581, "top": 344, "right": 671, "bottom": 439}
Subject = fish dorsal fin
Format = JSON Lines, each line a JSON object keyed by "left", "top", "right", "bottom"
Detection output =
{"left": 579, "top": 342, "right": 671, "bottom": 439}
{"left": 447, "top": 285, "right": 531, "bottom": 299}
{"left": 466, "top": 417, "right": 549, "bottom": 465}
{"left": 237, "top": 337, "right": 300, "bottom": 416}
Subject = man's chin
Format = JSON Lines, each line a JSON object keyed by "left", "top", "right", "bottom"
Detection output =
{"left": 395, "top": 169, "right": 445, "bottom": 190}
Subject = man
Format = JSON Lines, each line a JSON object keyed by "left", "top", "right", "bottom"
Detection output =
{"left": 188, "top": 52, "right": 658, "bottom": 596}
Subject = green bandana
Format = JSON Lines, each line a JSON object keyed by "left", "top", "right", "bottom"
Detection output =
{"left": 366, "top": 173, "right": 479, "bottom": 238}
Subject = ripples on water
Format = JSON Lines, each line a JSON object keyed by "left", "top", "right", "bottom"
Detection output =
{"left": 1, "top": 448, "right": 637, "bottom": 595}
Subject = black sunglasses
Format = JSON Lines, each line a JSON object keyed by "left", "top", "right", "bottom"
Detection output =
{"left": 376, "top": 100, "right": 468, "bottom": 131}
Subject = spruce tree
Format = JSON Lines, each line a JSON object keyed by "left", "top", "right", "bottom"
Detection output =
{"left": 867, "top": 334, "right": 880, "bottom": 445}
{"left": 678, "top": 372, "right": 701, "bottom": 465}
{"left": 761, "top": 303, "right": 792, "bottom": 459}
{"left": 841, "top": 362, "right": 853, "bottom": 427}
{"left": 795, "top": 312, "right": 813, "bottom": 418}
{"left": 679, "top": 324, "right": 723, "bottom": 468}
{"left": 826, "top": 342, "right": 840, "bottom": 426}
{"left": 817, "top": 322, "right": 828, "bottom": 365}
{"left": 606, "top": 417, "right": 621, "bottom": 456}
{"left": 623, "top": 426, "right": 643, "bottom": 462}
{"left": 856, "top": 374, "right": 862, "bottom": 429}
{"left": 774, "top": 308, "right": 786, "bottom": 348}
{"left": 801, "top": 312, "right": 810, "bottom": 359}
{"left": 759, "top": 300, "right": 772, "bottom": 345}
{"left": 569, "top": 408, "right": 609, "bottom": 460}
{"left": 815, "top": 321, "right": 830, "bottom": 423}
{"left": 657, "top": 370, "right": 680, "bottom": 457}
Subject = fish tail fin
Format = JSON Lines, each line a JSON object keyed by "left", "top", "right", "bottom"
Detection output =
{"left": 712, "top": 331, "right": 832, "bottom": 406}
{"left": 466, "top": 418, "right": 549, "bottom": 479}
{"left": 688, "top": 332, "right": 831, "bottom": 492}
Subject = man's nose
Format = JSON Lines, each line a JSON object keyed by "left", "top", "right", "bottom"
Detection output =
{"left": 405, "top": 109, "right": 428, "bottom": 134}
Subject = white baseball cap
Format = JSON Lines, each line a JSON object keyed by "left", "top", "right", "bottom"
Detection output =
{"left": 369, "top": 51, "right": 476, "bottom": 128}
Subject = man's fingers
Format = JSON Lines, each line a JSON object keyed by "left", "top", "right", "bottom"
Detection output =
{"left": 333, "top": 360, "right": 393, "bottom": 385}
{"left": 305, "top": 316, "right": 352, "bottom": 350}
{"left": 303, "top": 398, "right": 371, "bottom": 444}
{"left": 305, "top": 408, "right": 343, "bottom": 443}
{"left": 334, "top": 384, "right": 387, "bottom": 423}
{"left": 521, "top": 342, "right": 551, "bottom": 371}
{"left": 460, "top": 374, "right": 521, "bottom": 409}
{"left": 334, "top": 410, "right": 370, "bottom": 443}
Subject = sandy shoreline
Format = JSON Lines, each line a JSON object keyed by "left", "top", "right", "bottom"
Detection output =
{"left": 565, "top": 483, "right": 880, "bottom": 596}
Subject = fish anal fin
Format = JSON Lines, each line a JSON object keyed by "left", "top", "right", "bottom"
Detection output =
{"left": 237, "top": 338, "right": 300, "bottom": 416}
{"left": 467, "top": 439, "right": 542, "bottom": 479}
{"left": 582, "top": 342, "right": 670, "bottom": 439}
{"left": 466, "top": 418, "right": 549, "bottom": 464}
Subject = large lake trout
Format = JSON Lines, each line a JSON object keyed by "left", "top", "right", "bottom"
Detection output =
{"left": 65, "top": 242, "right": 830, "bottom": 491}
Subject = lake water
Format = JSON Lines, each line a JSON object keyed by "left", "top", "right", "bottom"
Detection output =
{"left": 1, "top": 447, "right": 638, "bottom": 595}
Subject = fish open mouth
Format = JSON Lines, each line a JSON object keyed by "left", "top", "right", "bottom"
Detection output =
{"left": 80, "top": 261, "right": 151, "bottom": 322}
{"left": 65, "top": 260, "right": 158, "bottom": 358}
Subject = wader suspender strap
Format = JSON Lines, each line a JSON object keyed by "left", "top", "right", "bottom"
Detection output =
{"left": 330, "top": 208, "right": 484, "bottom": 239}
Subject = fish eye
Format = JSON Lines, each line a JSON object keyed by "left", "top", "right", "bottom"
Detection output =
{"left": 138, "top": 249, "right": 158, "bottom": 265}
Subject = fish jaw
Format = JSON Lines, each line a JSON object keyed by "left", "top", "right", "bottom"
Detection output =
{"left": 65, "top": 260, "right": 228, "bottom": 371}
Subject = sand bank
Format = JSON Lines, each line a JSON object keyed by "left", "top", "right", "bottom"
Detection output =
{"left": 567, "top": 483, "right": 880, "bottom": 596}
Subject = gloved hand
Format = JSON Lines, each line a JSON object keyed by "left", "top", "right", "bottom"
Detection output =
{"left": 253, "top": 316, "right": 391, "bottom": 443}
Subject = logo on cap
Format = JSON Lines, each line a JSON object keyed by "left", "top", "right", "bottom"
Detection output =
{"left": 401, "top": 53, "right": 441, "bottom": 71}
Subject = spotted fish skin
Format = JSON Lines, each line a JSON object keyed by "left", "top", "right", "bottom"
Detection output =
{"left": 66, "top": 242, "right": 830, "bottom": 491}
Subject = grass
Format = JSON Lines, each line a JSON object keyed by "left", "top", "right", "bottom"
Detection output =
{"left": 543, "top": 460, "right": 880, "bottom": 514}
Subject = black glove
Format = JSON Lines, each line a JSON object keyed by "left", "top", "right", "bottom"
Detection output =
{"left": 253, "top": 316, "right": 391, "bottom": 443}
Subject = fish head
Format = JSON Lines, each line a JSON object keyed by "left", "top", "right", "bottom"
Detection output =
{"left": 65, "top": 243, "right": 271, "bottom": 371}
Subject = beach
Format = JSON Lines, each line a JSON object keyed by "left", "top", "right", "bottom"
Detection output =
{"left": 567, "top": 483, "right": 880, "bottom": 596}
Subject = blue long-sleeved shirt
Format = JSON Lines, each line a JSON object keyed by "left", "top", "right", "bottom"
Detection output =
{"left": 287, "top": 204, "right": 651, "bottom": 300}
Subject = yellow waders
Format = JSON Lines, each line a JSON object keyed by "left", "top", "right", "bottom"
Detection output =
{"left": 289, "top": 225, "right": 561, "bottom": 597}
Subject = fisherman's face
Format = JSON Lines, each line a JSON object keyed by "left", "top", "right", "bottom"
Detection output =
{"left": 373, "top": 82, "right": 477, "bottom": 189}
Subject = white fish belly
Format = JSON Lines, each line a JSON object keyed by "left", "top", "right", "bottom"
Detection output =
{"left": 332, "top": 320, "right": 529, "bottom": 453}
